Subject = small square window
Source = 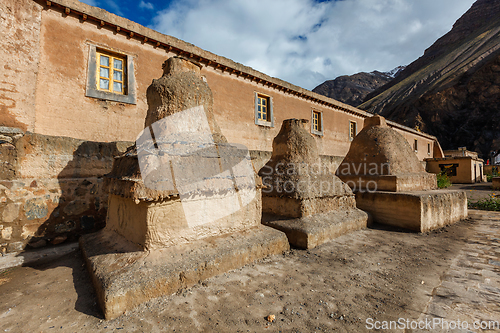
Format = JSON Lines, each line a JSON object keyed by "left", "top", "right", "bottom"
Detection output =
{"left": 349, "top": 121, "right": 357, "bottom": 141}
{"left": 311, "top": 110, "right": 323, "bottom": 135}
{"left": 414, "top": 139, "right": 418, "bottom": 152}
{"left": 97, "top": 51, "right": 126, "bottom": 94}
{"left": 257, "top": 95, "right": 268, "bottom": 121}
{"left": 255, "top": 93, "right": 273, "bottom": 127}
{"left": 427, "top": 143, "right": 431, "bottom": 155}
{"left": 86, "top": 44, "right": 136, "bottom": 104}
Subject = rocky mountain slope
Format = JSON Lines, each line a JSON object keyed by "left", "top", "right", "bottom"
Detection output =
{"left": 358, "top": 0, "right": 500, "bottom": 157}
{"left": 312, "top": 67, "right": 405, "bottom": 107}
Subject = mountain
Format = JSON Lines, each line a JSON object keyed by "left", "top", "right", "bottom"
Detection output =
{"left": 358, "top": 0, "right": 500, "bottom": 158}
{"left": 312, "top": 66, "right": 405, "bottom": 107}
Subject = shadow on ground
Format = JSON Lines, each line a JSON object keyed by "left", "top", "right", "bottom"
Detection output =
{"left": 24, "top": 249, "right": 102, "bottom": 319}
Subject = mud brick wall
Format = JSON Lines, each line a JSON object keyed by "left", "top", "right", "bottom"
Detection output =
{"left": 0, "top": 128, "right": 132, "bottom": 253}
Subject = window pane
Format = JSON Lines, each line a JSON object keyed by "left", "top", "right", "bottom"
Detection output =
{"left": 100, "top": 67, "right": 109, "bottom": 78}
{"left": 100, "top": 78, "right": 109, "bottom": 90}
{"left": 114, "top": 59, "right": 123, "bottom": 70}
{"left": 113, "top": 82, "right": 123, "bottom": 93}
{"left": 100, "top": 55, "right": 109, "bottom": 66}
{"left": 262, "top": 99, "right": 266, "bottom": 106}
{"left": 262, "top": 113, "right": 267, "bottom": 121}
{"left": 113, "top": 70, "right": 122, "bottom": 81}
{"left": 258, "top": 105, "right": 261, "bottom": 112}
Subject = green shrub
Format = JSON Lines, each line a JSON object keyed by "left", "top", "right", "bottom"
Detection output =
{"left": 469, "top": 197, "right": 500, "bottom": 211}
{"left": 487, "top": 169, "right": 499, "bottom": 182}
{"left": 437, "top": 172, "right": 452, "bottom": 189}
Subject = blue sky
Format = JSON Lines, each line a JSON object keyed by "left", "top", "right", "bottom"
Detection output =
{"left": 80, "top": 0, "right": 477, "bottom": 90}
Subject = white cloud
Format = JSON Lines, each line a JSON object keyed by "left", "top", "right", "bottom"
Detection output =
{"left": 150, "top": 0, "right": 476, "bottom": 90}
{"left": 101, "top": 0, "right": 122, "bottom": 16}
{"left": 139, "top": 1, "right": 154, "bottom": 10}
{"left": 79, "top": 0, "right": 98, "bottom": 6}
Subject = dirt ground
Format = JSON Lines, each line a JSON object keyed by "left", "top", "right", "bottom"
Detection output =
{"left": 1, "top": 212, "right": 492, "bottom": 333}
{"left": 1, "top": 184, "right": 500, "bottom": 332}
{"left": 449, "top": 183, "right": 497, "bottom": 201}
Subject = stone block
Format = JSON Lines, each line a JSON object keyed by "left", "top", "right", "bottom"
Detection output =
{"left": 262, "top": 195, "right": 356, "bottom": 219}
{"left": 80, "top": 226, "right": 289, "bottom": 320}
{"left": 51, "top": 235, "right": 67, "bottom": 245}
{"left": 339, "top": 173, "right": 437, "bottom": 192}
{"left": 2, "top": 203, "right": 20, "bottom": 222}
{"left": 6, "top": 188, "right": 29, "bottom": 201}
{"left": 355, "top": 190, "right": 467, "bottom": 232}
{"left": 7, "top": 241, "right": 23, "bottom": 252}
{"left": 263, "top": 208, "right": 369, "bottom": 249}
{"left": 1, "top": 227, "right": 12, "bottom": 240}
{"left": 106, "top": 191, "right": 262, "bottom": 250}
{"left": 493, "top": 177, "right": 500, "bottom": 190}
{"left": 23, "top": 197, "right": 48, "bottom": 220}
{"left": 21, "top": 224, "right": 39, "bottom": 239}
{"left": 63, "top": 200, "right": 90, "bottom": 216}
{"left": 54, "top": 220, "right": 76, "bottom": 233}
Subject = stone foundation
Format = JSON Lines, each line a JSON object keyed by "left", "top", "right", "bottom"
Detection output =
{"left": 80, "top": 226, "right": 289, "bottom": 320}
{"left": 106, "top": 192, "right": 262, "bottom": 250}
{"left": 355, "top": 190, "right": 468, "bottom": 232}
{"left": 339, "top": 173, "right": 437, "bottom": 192}
{"left": 262, "top": 195, "right": 356, "bottom": 219}
{"left": 263, "top": 208, "right": 368, "bottom": 249}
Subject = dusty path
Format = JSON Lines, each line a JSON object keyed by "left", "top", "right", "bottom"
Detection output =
{"left": 1, "top": 210, "right": 500, "bottom": 332}
{"left": 449, "top": 183, "right": 497, "bottom": 201}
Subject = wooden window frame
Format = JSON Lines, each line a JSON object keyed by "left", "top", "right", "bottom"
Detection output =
{"left": 311, "top": 110, "right": 323, "bottom": 136}
{"left": 349, "top": 121, "right": 357, "bottom": 141}
{"left": 96, "top": 50, "right": 126, "bottom": 94}
{"left": 85, "top": 44, "right": 136, "bottom": 104}
{"left": 254, "top": 93, "right": 273, "bottom": 127}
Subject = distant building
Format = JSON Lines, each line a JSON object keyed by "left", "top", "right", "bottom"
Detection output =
{"left": 426, "top": 149, "right": 485, "bottom": 183}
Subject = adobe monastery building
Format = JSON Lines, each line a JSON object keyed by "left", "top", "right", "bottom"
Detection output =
{"left": 0, "top": 0, "right": 444, "bottom": 254}
{"left": 426, "top": 149, "right": 486, "bottom": 184}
